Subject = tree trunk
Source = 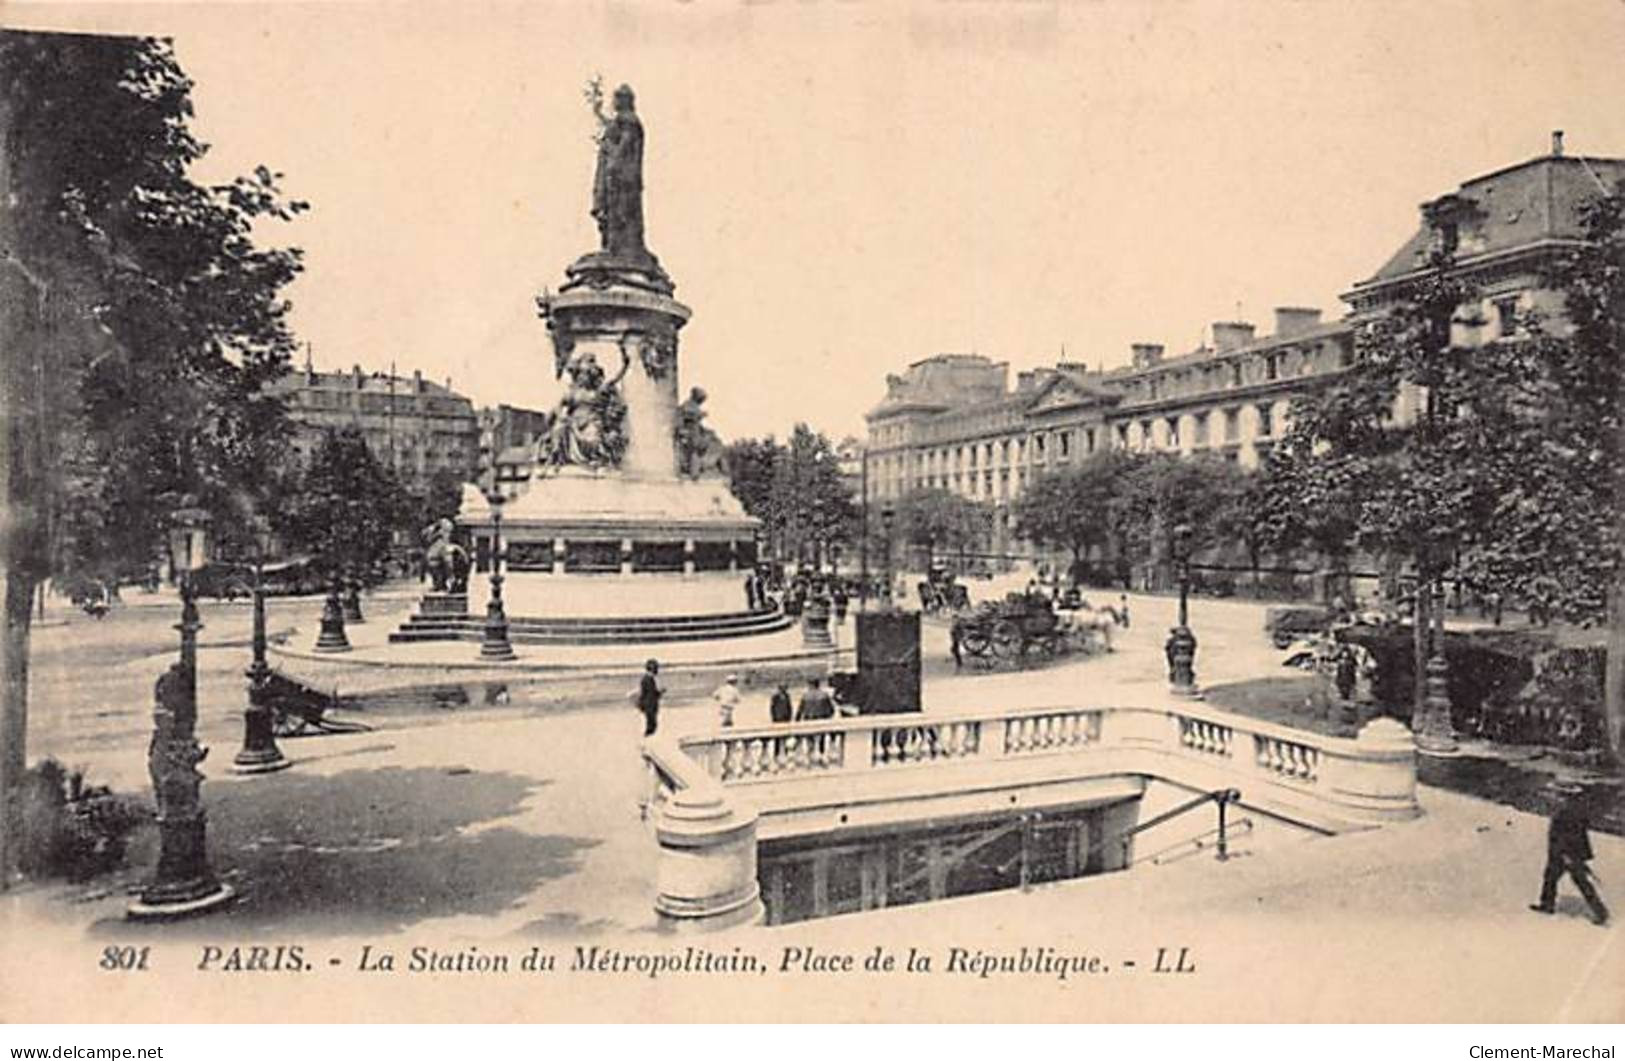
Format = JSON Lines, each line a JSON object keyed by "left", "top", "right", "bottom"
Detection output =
{"left": 1608, "top": 346, "right": 1625, "bottom": 771}
{"left": 0, "top": 571, "right": 34, "bottom": 887}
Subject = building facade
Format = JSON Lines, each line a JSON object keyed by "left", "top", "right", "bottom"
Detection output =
{"left": 268, "top": 363, "right": 480, "bottom": 496}
{"left": 863, "top": 135, "right": 1623, "bottom": 562}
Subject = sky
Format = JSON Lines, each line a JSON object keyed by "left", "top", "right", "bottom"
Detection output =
{"left": 10, "top": 1, "right": 1625, "bottom": 442}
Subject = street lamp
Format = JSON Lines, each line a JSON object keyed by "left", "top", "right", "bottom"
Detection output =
{"left": 880, "top": 504, "right": 897, "bottom": 610}
{"left": 233, "top": 514, "right": 291, "bottom": 775}
{"left": 1414, "top": 563, "right": 1458, "bottom": 755}
{"left": 479, "top": 493, "right": 516, "bottom": 661}
{"left": 129, "top": 504, "right": 233, "bottom": 919}
{"left": 1165, "top": 522, "right": 1200, "bottom": 698}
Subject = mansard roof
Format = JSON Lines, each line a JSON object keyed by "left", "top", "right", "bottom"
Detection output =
{"left": 1352, "top": 151, "right": 1625, "bottom": 295}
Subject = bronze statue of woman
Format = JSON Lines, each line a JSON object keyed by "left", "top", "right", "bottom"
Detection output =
{"left": 591, "top": 83, "right": 647, "bottom": 261}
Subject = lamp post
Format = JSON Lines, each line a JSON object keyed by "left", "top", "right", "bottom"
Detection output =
{"left": 129, "top": 506, "right": 233, "bottom": 919}
{"left": 479, "top": 493, "right": 516, "bottom": 661}
{"left": 233, "top": 515, "right": 291, "bottom": 775}
{"left": 313, "top": 571, "right": 350, "bottom": 653}
{"left": 1414, "top": 567, "right": 1458, "bottom": 755}
{"left": 858, "top": 450, "right": 870, "bottom": 612}
{"left": 342, "top": 567, "right": 365, "bottom": 624}
{"left": 1165, "top": 522, "right": 1200, "bottom": 698}
{"left": 880, "top": 504, "right": 897, "bottom": 610}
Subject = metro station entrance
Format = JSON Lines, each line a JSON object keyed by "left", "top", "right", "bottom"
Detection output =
{"left": 759, "top": 799, "right": 1139, "bottom": 925}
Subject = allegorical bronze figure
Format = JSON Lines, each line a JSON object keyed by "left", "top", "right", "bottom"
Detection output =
{"left": 590, "top": 83, "right": 648, "bottom": 262}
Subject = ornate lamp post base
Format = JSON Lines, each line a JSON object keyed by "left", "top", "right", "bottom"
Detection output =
{"left": 1166, "top": 625, "right": 1202, "bottom": 699}
{"left": 232, "top": 710, "right": 292, "bottom": 774}
{"left": 128, "top": 813, "right": 235, "bottom": 919}
{"left": 313, "top": 579, "right": 351, "bottom": 653}
{"left": 479, "top": 574, "right": 517, "bottom": 662}
{"left": 128, "top": 881, "right": 236, "bottom": 921}
{"left": 1413, "top": 652, "right": 1459, "bottom": 756}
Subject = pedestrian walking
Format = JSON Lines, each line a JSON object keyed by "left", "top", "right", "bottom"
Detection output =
{"left": 795, "top": 676, "right": 834, "bottom": 722}
{"left": 1531, "top": 780, "right": 1611, "bottom": 926}
{"left": 636, "top": 658, "right": 663, "bottom": 737}
{"left": 950, "top": 622, "right": 963, "bottom": 668}
{"left": 713, "top": 673, "right": 741, "bottom": 728}
{"left": 769, "top": 682, "right": 793, "bottom": 724}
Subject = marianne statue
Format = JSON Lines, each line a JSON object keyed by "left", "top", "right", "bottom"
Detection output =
{"left": 591, "top": 83, "right": 648, "bottom": 262}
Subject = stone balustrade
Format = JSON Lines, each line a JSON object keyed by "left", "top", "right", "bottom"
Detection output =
{"left": 651, "top": 702, "right": 1418, "bottom": 929}
{"left": 642, "top": 733, "right": 764, "bottom": 930}
{"left": 679, "top": 702, "right": 1418, "bottom": 832}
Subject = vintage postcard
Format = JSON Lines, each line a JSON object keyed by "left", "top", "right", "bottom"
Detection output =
{"left": 2, "top": 0, "right": 1623, "bottom": 1026}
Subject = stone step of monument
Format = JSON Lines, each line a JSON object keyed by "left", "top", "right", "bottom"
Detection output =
{"left": 402, "top": 612, "right": 782, "bottom": 634}
{"left": 386, "top": 611, "right": 795, "bottom": 646}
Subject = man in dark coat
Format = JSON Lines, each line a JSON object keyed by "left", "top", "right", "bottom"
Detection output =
{"left": 1531, "top": 781, "right": 1610, "bottom": 926}
{"left": 637, "top": 659, "right": 663, "bottom": 737}
{"left": 769, "top": 683, "right": 793, "bottom": 724}
{"left": 795, "top": 677, "right": 835, "bottom": 722}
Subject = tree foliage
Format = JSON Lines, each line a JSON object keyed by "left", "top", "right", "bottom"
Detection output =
{"left": 1012, "top": 451, "right": 1135, "bottom": 565}
{"left": 725, "top": 425, "right": 857, "bottom": 561}
{"left": 275, "top": 428, "right": 407, "bottom": 578}
{"left": 894, "top": 487, "right": 990, "bottom": 560}
{"left": 2, "top": 31, "right": 307, "bottom": 587}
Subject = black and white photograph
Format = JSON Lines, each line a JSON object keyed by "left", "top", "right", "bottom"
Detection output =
{"left": 1, "top": 0, "right": 1623, "bottom": 1034}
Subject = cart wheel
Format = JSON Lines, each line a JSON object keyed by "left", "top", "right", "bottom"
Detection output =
{"left": 991, "top": 619, "right": 1022, "bottom": 658}
{"left": 961, "top": 630, "right": 991, "bottom": 657}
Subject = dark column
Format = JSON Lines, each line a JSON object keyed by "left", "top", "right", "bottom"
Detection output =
{"left": 233, "top": 564, "right": 291, "bottom": 775}
{"left": 313, "top": 575, "right": 351, "bottom": 653}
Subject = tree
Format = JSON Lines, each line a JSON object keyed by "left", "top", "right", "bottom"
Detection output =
{"left": 1012, "top": 451, "right": 1135, "bottom": 579}
{"left": 726, "top": 427, "right": 856, "bottom": 565}
{"left": 895, "top": 487, "right": 990, "bottom": 570}
{"left": 1269, "top": 246, "right": 1548, "bottom": 717}
{"left": 1114, "top": 452, "right": 1250, "bottom": 581}
{"left": 1, "top": 32, "right": 306, "bottom": 882}
{"left": 277, "top": 428, "right": 409, "bottom": 580}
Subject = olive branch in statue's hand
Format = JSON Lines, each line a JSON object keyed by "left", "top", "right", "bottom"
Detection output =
{"left": 583, "top": 74, "right": 608, "bottom": 142}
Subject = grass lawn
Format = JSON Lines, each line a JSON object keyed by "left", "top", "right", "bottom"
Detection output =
{"left": 1202, "top": 674, "right": 1625, "bottom": 836}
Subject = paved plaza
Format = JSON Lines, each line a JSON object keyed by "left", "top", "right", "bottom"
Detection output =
{"left": 3, "top": 586, "right": 1619, "bottom": 1021}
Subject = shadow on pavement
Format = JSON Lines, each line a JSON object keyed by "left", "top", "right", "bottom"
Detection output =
{"left": 92, "top": 765, "right": 598, "bottom": 938}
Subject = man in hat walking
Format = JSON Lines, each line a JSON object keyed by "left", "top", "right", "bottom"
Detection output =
{"left": 637, "top": 659, "right": 664, "bottom": 737}
{"left": 713, "top": 673, "right": 741, "bottom": 728}
{"left": 1531, "top": 780, "right": 1610, "bottom": 926}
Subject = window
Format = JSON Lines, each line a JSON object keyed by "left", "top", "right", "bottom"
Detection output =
{"left": 1165, "top": 417, "right": 1180, "bottom": 450}
{"left": 1265, "top": 354, "right": 1279, "bottom": 382}
{"left": 1257, "top": 404, "right": 1275, "bottom": 438}
{"left": 1496, "top": 296, "right": 1519, "bottom": 338}
{"left": 1230, "top": 362, "right": 1243, "bottom": 388}
{"left": 1059, "top": 431, "right": 1071, "bottom": 457}
{"left": 1116, "top": 425, "right": 1129, "bottom": 449}
{"left": 1193, "top": 412, "right": 1209, "bottom": 447}
{"left": 1086, "top": 428, "right": 1097, "bottom": 454}
{"left": 1223, "top": 408, "right": 1238, "bottom": 442}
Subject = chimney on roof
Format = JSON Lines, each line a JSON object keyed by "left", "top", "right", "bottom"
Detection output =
{"left": 1273, "top": 307, "right": 1322, "bottom": 338}
{"left": 414, "top": 368, "right": 423, "bottom": 393}
{"left": 1552, "top": 130, "right": 1565, "bottom": 157}
{"left": 1212, "top": 322, "right": 1256, "bottom": 353}
{"left": 352, "top": 364, "right": 363, "bottom": 388}
{"left": 1130, "top": 343, "right": 1164, "bottom": 369}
